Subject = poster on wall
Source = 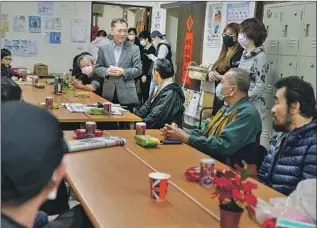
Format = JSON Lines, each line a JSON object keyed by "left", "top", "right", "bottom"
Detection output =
{"left": 38, "top": 2, "right": 54, "bottom": 16}
{"left": 0, "top": 14, "right": 9, "bottom": 38}
{"left": 71, "top": 19, "right": 88, "bottom": 43}
{"left": 2, "top": 39, "right": 38, "bottom": 56}
{"left": 205, "top": 4, "right": 222, "bottom": 48}
{"left": 29, "top": 16, "right": 41, "bottom": 33}
{"left": 154, "top": 10, "right": 161, "bottom": 30}
{"left": 13, "top": 15, "right": 26, "bottom": 32}
{"left": 50, "top": 32, "right": 61, "bottom": 44}
{"left": 44, "top": 17, "right": 61, "bottom": 30}
{"left": 226, "top": 2, "right": 250, "bottom": 24}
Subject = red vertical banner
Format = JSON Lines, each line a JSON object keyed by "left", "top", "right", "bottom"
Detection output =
{"left": 182, "top": 32, "right": 193, "bottom": 85}
{"left": 182, "top": 15, "right": 194, "bottom": 85}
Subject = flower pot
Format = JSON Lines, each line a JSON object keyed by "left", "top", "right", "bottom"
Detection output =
{"left": 219, "top": 205, "right": 243, "bottom": 228}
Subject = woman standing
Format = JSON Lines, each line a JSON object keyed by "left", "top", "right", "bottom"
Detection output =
{"left": 208, "top": 23, "right": 244, "bottom": 114}
{"left": 237, "top": 17, "right": 269, "bottom": 120}
{"left": 138, "top": 31, "right": 156, "bottom": 103}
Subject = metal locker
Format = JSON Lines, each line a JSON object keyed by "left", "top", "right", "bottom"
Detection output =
{"left": 263, "top": 7, "right": 282, "bottom": 55}
{"left": 297, "top": 56, "right": 317, "bottom": 96}
{"left": 278, "top": 4, "right": 303, "bottom": 56}
{"left": 277, "top": 55, "right": 298, "bottom": 79}
{"left": 300, "top": 2, "right": 317, "bottom": 57}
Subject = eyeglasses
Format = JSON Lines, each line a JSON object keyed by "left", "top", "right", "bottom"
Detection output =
{"left": 3, "top": 57, "right": 13, "bottom": 61}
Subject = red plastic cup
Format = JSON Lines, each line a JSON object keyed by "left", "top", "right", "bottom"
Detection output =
{"left": 75, "top": 129, "right": 86, "bottom": 139}
{"left": 149, "top": 172, "right": 171, "bottom": 201}
{"left": 95, "top": 129, "right": 103, "bottom": 137}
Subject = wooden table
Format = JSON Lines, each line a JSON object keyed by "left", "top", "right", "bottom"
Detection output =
{"left": 20, "top": 80, "right": 141, "bottom": 123}
{"left": 64, "top": 136, "right": 221, "bottom": 227}
{"left": 63, "top": 131, "right": 285, "bottom": 228}
{"left": 105, "top": 130, "right": 286, "bottom": 228}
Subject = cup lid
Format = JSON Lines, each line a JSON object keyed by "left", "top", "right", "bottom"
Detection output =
{"left": 148, "top": 172, "right": 171, "bottom": 180}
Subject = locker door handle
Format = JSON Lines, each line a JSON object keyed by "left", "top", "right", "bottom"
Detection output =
{"left": 304, "top": 24, "right": 310, "bottom": 37}
{"left": 283, "top": 25, "right": 288, "bottom": 37}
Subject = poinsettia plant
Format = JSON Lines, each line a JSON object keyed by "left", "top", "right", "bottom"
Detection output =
{"left": 212, "top": 161, "right": 258, "bottom": 219}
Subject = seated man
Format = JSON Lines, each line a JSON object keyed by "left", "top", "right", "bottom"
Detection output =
{"left": 1, "top": 102, "right": 93, "bottom": 228}
{"left": 258, "top": 76, "right": 317, "bottom": 196}
{"left": 163, "top": 68, "right": 262, "bottom": 166}
{"left": 135, "top": 58, "right": 185, "bottom": 129}
{"left": 70, "top": 54, "right": 104, "bottom": 96}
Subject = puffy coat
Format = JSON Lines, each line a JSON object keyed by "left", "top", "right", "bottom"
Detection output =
{"left": 258, "top": 119, "right": 317, "bottom": 195}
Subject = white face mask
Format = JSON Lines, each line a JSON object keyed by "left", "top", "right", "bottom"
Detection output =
{"left": 128, "top": 35, "right": 135, "bottom": 41}
{"left": 140, "top": 39, "right": 146, "bottom": 47}
{"left": 81, "top": 65, "right": 93, "bottom": 76}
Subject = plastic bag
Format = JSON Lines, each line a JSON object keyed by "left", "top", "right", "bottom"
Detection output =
{"left": 255, "top": 179, "right": 316, "bottom": 225}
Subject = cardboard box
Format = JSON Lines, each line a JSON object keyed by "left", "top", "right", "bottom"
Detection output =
{"left": 33, "top": 63, "right": 48, "bottom": 75}
{"left": 200, "top": 91, "right": 214, "bottom": 116}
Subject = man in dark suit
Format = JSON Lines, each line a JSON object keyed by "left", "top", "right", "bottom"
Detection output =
{"left": 95, "top": 18, "right": 142, "bottom": 112}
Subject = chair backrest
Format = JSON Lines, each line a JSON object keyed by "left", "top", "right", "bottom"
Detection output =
{"left": 226, "top": 132, "right": 267, "bottom": 169}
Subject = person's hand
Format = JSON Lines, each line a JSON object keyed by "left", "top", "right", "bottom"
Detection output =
{"left": 141, "top": 75, "right": 147, "bottom": 83}
{"left": 146, "top": 54, "right": 156, "bottom": 61}
{"left": 208, "top": 71, "right": 222, "bottom": 81}
{"left": 161, "top": 124, "right": 189, "bottom": 143}
{"left": 72, "top": 79, "right": 83, "bottom": 89}
{"left": 11, "top": 76, "right": 19, "bottom": 81}
{"left": 107, "top": 66, "right": 124, "bottom": 77}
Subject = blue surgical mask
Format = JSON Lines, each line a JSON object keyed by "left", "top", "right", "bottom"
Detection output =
{"left": 215, "top": 83, "right": 224, "bottom": 100}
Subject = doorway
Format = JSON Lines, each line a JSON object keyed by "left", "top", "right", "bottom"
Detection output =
{"left": 91, "top": 2, "right": 152, "bottom": 41}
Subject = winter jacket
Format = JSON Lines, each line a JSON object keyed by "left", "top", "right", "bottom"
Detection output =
{"left": 258, "top": 119, "right": 317, "bottom": 195}
{"left": 135, "top": 83, "right": 185, "bottom": 129}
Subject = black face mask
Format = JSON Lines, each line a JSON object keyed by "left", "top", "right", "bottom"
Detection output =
{"left": 223, "top": 35, "right": 236, "bottom": 47}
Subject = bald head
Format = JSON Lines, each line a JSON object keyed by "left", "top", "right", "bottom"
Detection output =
{"left": 226, "top": 68, "right": 250, "bottom": 93}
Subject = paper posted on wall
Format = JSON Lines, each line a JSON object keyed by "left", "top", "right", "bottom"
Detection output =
{"left": 13, "top": 15, "right": 26, "bottom": 32}
{"left": 205, "top": 3, "right": 222, "bottom": 48}
{"left": 38, "top": 2, "right": 54, "bottom": 16}
{"left": 44, "top": 17, "right": 61, "bottom": 30}
{"left": 71, "top": 19, "right": 88, "bottom": 43}
{"left": 226, "top": 2, "right": 250, "bottom": 24}
{"left": 2, "top": 39, "right": 37, "bottom": 57}
{"left": 0, "top": 14, "right": 9, "bottom": 38}
{"left": 29, "top": 16, "right": 41, "bottom": 33}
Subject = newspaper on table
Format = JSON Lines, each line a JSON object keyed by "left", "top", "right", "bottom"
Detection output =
{"left": 67, "top": 136, "right": 126, "bottom": 152}
{"left": 63, "top": 103, "right": 128, "bottom": 114}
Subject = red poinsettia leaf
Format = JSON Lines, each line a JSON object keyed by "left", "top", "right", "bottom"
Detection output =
{"left": 232, "top": 188, "right": 243, "bottom": 201}
{"left": 234, "top": 175, "right": 241, "bottom": 185}
{"left": 243, "top": 181, "right": 257, "bottom": 192}
{"left": 261, "top": 218, "right": 277, "bottom": 228}
{"left": 218, "top": 190, "right": 232, "bottom": 201}
{"left": 244, "top": 193, "right": 257, "bottom": 207}
{"left": 214, "top": 177, "right": 233, "bottom": 188}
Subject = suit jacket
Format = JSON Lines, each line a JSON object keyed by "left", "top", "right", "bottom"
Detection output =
{"left": 95, "top": 41, "right": 142, "bottom": 104}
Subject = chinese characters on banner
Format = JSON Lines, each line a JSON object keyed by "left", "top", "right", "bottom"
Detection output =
{"left": 182, "top": 15, "right": 194, "bottom": 85}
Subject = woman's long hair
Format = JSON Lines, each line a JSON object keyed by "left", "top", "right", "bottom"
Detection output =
{"left": 212, "top": 23, "right": 241, "bottom": 73}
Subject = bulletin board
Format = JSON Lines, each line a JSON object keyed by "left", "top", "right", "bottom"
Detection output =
{"left": 0, "top": 1, "right": 91, "bottom": 73}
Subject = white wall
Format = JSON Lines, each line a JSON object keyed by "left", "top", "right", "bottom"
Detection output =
{"left": 0, "top": 1, "right": 91, "bottom": 73}
{"left": 165, "top": 7, "right": 179, "bottom": 74}
{"left": 98, "top": 5, "right": 123, "bottom": 32}
{"left": 201, "top": 1, "right": 256, "bottom": 65}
